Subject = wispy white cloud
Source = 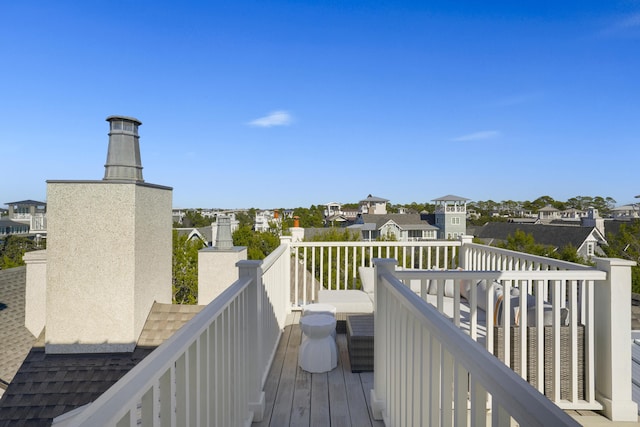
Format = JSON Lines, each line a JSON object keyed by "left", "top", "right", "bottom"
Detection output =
{"left": 493, "top": 92, "right": 543, "bottom": 107}
{"left": 598, "top": 13, "right": 640, "bottom": 37}
{"left": 451, "top": 130, "right": 501, "bottom": 142}
{"left": 614, "top": 13, "right": 640, "bottom": 29}
{"left": 248, "top": 110, "right": 293, "bottom": 127}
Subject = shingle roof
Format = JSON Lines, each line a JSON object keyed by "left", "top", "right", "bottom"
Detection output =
{"left": 359, "top": 195, "right": 389, "bottom": 203}
{"left": 0, "top": 279, "right": 203, "bottom": 427}
{"left": 472, "top": 222, "right": 600, "bottom": 250}
{"left": 0, "top": 267, "right": 36, "bottom": 390}
{"left": 0, "top": 339, "right": 152, "bottom": 427}
{"left": 3, "top": 201, "right": 46, "bottom": 207}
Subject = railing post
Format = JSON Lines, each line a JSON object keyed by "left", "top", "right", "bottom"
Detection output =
{"left": 237, "top": 260, "right": 266, "bottom": 422}
{"left": 593, "top": 257, "right": 638, "bottom": 421}
{"left": 371, "top": 258, "right": 397, "bottom": 421}
{"left": 280, "top": 236, "right": 293, "bottom": 314}
{"left": 459, "top": 235, "right": 473, "bottom": 270}
{"left": 23, "top": 249, "right": 47, "bottom": 337}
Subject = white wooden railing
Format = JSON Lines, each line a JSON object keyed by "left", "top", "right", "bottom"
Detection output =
{"left": 286, "top": 236, "right": 636, "bottom": 417}
{"left": 52, "top": 236, "right": 637, "bottom": 425}
{"left": 370, "top": 259, "right": 582, "bottom": 426}
{"left": 289, "top": 240, "right": 461, "bottom": 306}
{"left": 394, "top": 267, "right": 604, "bottom": 410}
{"left": 52, "top": 260, "right": 287, "bottom": 427}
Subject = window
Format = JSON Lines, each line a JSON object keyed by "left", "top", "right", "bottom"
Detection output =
{"left": 587, "top": 242, "right": 594, "bottom": 256}
{"left": 451, "top": 217, "right": 460, "bottom": 225}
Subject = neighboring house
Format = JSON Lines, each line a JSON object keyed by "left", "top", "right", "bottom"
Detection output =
{"left": 433, "top": 195, "right": 469, "bottom": 239}
{"left": 611, "top": 204, "right": 640, "bottom": 219}
{"left": 255, "top": 210, "right": 276, "bottom": 232}
{"left": 562, "top": 208, "right": 587, "bottom": 219}
{"left": 175, "top": 225, "right": 213, "bottom": 247}
{"left": 351, "top": 213, "right": 439, "bottom": 241}
{"left": 322, "top": 202, "right": 359, "bottom": 226}
{"left": 0, "top": 219, "right": 30, "bottom": 239}
{"left": 470, "top": 222, "right": 607, "bottom": 259}
{"left": 537, "top": 205, "right": 561, "bottom": 223}
{"left": 359, "top": 195, "right": 389, "bottom": 215}
{"left": 4, "top": 200, "right": 47, "bottom": 235}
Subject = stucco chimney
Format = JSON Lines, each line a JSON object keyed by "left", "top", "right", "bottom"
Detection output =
{"left": 103, "top": 115, "right": 144, "bottom": 182}
{"left": 45, "top": 115, "right": 172, "bottom": 354}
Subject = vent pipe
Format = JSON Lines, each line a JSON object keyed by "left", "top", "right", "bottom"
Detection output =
{"left": 104, "top": 115, "right": 144, "bottom": 182}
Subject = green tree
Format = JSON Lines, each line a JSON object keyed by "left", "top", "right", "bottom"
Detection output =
{"left": 180, "top": 210, "right": 213, "bottom": 228}
{"left": 497, "top": 229, "right": 554, "bottom": 257}
{"left": 603, "top": 220, "right": 640, "bottom": 293}
{"left": 232, "top": 225, "right": 280, "bottom": 260}
{"left": 0, "top": 235, "right": 39, "bottom": 269}
{"left": 172, "top": 230, "right": 204, "bottom": 304}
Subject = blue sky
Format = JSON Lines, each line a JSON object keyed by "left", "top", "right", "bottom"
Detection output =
{"left": 1, "top": 1, "right": 639, "bottom": 209}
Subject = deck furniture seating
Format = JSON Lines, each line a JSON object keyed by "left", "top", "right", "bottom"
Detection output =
{"left": 346, "top": 314, "right": 374, "bottom": 372}
{"left": 494, "top": 325, "right": 585, "bottom": 401}
{"left": 298, "top": 314, "right": 338, "bottom": 373}
{"left": 317, "top": 267, "right": 375, "bottom": 333}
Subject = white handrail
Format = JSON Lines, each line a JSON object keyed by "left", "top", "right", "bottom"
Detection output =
{"left": 371, "top": 259, "right": 581, "bottom": 426}
{"left": 289, "top": 240, "right": 461, "bottom": 306}
{"left": 393, "top": 267, "right": 603, "bottom": 409}
{"left": 53, "top": 257, "right": 285, "bottom": 426}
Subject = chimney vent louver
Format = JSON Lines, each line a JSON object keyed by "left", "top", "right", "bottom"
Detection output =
{"left": 215, "top": 215, "right": 234, "bottom": 249}
{"left": 104, "top": 115, "right": 144, "bottom": 182}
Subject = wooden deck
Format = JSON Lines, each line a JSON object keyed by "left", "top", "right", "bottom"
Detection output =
{"left": 254, "top": 312, "right": 384, "bottom": 427}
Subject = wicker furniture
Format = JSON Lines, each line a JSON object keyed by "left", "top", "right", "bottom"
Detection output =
{"left": 493, "top": 325, "right": 585, "bottom": 401}
{"left": 346, "top": 314, "right": 375, "bottom": 372}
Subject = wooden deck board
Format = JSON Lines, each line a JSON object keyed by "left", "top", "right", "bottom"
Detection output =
{"left": 269, "top": 312, "right": 302, "bottom": 427}
{"left": 310, "top": 372, "right": 330, "bottom": 426}
{"left": 255, "top": 313, "right": 381, "bottom": 427}
{"left": 253, "top": 313, "right": 296, "bottom": 427}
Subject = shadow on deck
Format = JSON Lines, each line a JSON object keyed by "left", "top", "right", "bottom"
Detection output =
{"left": 254, "top": 312, "right": 384, "bottom": 427}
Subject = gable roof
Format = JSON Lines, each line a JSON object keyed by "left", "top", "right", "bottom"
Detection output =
{"left": 359, "top": 214, "right": 438, "bottom": 231}
{"left": 472, "top": 223, "right": 604, "bottom": 250}
{"left": 0, "top": 270, "right": 203, "bottom": 427}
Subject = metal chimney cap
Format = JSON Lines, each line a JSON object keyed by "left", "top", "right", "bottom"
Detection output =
{"left": 106, "top": 115, "right": 142, "bottom": 125}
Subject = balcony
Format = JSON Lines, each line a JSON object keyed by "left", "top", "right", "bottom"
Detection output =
{"left": 51, "top": 238, "right": 638, "bottom": 426}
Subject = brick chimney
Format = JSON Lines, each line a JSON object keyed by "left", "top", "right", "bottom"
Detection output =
{"left": 45, "top": 116, "right": 172, "bottom": 354}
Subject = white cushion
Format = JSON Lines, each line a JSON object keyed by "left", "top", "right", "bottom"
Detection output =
{"left": 358, "top": 266, "right": 375, "bottom": 294}
{"left": 318, "top": 289, "right": 374, "bottom": 313}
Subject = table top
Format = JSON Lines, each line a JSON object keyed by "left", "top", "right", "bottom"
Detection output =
{"left": 302, "top": 303, "right": 337, "bottom": 315}
{"left": 300, "top": 313, "right": 336, "bottom": 328}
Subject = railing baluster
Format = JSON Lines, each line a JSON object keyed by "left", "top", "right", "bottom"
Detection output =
{"left": 570, "top": 279, "right": 578, "bottom": 403}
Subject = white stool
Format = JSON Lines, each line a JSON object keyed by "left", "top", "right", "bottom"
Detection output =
{"left": 302, "top": 303, "right": 337, "bottom": 338}
{"left": 298, "top": 314, "right": 337, "bottom": 373}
